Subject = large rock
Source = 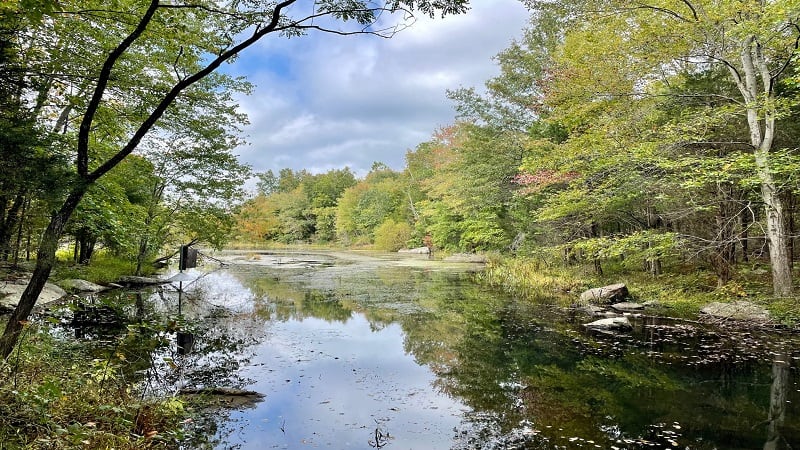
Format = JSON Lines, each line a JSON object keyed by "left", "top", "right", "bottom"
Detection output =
{"left": 700, "top": 301, "right": 771, "bottom": 323}
{"left": 579, "top": 283, "right": 630, "bottom": 304}
{"left": 1, "top": 282, "right": 67, "bottom": 309}
{"left": 58, "top": 279, "right": 109, "bottom": 294}
{"left": 584, "top": 316, "right": 632, "bottom": 331}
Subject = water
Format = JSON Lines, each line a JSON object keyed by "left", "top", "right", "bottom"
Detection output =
{"left": 79, "top": 251, "right": 800, "bottom": 448}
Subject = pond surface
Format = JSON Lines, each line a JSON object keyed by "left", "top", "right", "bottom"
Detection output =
{"left": 90, "top": 251, "right": 800, "bottom": 448}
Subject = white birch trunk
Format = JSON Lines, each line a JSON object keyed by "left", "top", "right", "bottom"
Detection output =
{"left": 730, "top": 37, "right": 793, "bottom": 296}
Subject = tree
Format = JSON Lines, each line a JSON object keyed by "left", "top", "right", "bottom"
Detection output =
{"left": 524, "top": 0, "right": 800, "bottom": 295}
{"left": 404, "top": 124, "right": 523, "bottom": 252}
{"left": 335, "top": 169, "right": 407, "bottom": 245}
{"left": 256, "top": 170, "right": 279, "bottom": 196}
{"left": 0, "top": 0, "right": 471, "bottom": 359}
{"left": 132, "top": 116, "right": 250, "bottom": 273}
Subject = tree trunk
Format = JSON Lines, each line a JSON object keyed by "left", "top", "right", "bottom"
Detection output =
{"left": 11, "top": 197, "right": 28, "bottom": 267}
{"left": 0, "top": 189, "right": 85, "bottom": 359}
{"left": 729, "top": 36, "right": 793, "bottom": 296}
{"left": 644, "top": 204, "right": 662, "bottom": 277}
{"left": 784, "top": 191, "right": 795, "bottom": 269}
{"left": 0, "top": 192, "right": 25, "bottom": 260}
{"left": 78, "top": 234, "right": 95, "bottom": 265}
{"left": 758, "top": 161, "right": 793, "bottom": 296}
{"left": 740, "top": 203, "right": 751, "bottom": 263}
{"left": 711, "top": 183, "right": 738, "bottom": 286}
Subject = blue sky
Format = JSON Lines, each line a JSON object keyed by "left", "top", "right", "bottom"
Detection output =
{"left": 226, "top": 0, "right": 530, "bottom": 179}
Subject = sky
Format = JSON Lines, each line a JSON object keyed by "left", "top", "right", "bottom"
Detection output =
{"left": 227, "top": 0, "right": 531, "bottom": 179}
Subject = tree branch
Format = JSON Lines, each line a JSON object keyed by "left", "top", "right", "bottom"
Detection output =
{"left": 771, "top": 22, "right": 800, "bottom": 81}
{"left": 77, "top": 0, "right": 160, "bottom": 178}
{"left": 679, "top": 0, "right": 698, "bottom": 21}
{"left": 88, "top": 0, "right": 300, "bottom": 182}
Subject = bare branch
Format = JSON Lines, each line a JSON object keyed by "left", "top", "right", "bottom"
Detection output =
{"left": 771, "top": 22, "right": 800, "bottom": 81}
{"left": 679, "top": 0, "right": 698, "bottom": 21}
{"left": 631, "top": 3, "right": 692, "bottom": 23}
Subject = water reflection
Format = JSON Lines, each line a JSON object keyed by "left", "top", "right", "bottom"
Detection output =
{"left": 65, "top": 252, "right": 800, "bottom": 448}
{"left": 765, "top": 351, "right": 791, "bottom": 450}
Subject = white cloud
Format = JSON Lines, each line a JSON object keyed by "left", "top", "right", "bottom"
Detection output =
{"left": 229, "top": 0, "right": 530, "bottom": 178}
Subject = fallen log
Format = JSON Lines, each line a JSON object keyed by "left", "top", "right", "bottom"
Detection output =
{"left": 178, "top": 387, "right": 265, "bottom": 398}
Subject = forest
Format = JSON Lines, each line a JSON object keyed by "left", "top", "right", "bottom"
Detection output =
{"left": 1, "top": 0, "right": 799, "bottom": 339}
{"left": 238, "top": 0, "right": 800, "bottom": 315}
{"left": 2, "top": 0, "right": 800, "bottom": 330}
{"left": 2, "top": 0, "right": 800, "bottom": 447}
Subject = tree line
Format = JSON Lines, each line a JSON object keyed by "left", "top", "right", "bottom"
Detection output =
{"left": 3, "top": 0, "right": 799, "bottom": 359}
{"left": 0, "top": 0, "right": 470, "bottom": 359}
{"left": 240, "top": 0, "right": 800, "bottom": 300}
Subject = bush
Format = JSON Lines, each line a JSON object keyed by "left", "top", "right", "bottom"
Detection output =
{"left": 0, "top": 324, "right": 192, "bottom": 449}
{"left": 373, "top": 219, "right": 412, "bottom": 252}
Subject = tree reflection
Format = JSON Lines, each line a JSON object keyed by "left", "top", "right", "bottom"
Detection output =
{"left": 177, "top": 256, "right": 799, "bottom": 449}
{"left": 764, "top": 350, "right": 790, "bottom": 450}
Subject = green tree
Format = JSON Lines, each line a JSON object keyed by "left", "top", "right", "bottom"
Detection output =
{"left": 374, "top": 219, "right": 413, "bottom": 251}
{"left": 303, "top": 168, "right": 357, "bottom": 209}
{"left": 256, "top": 170, "right": 279, "bottom": 196}
{"left": 1, "top": 0, "right": 471, "bottom": 359}
{"left": 335, "top": 168, "right": 407, "bottom": 245}
{"left": 133, "top": 118, "right": 250, "bottom": 273}
{"left": 525, "top": 0, "right": 800, "bottom": 295}
{"left": 406, "top": 124, "right": 523, "bottom": 252}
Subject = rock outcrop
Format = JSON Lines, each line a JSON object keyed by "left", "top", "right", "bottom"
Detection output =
{"left": 1, "top": 280, "right": 67, "bottom": 309}
{"left": 610, "top": 302, "right": 645, "bottom": 312}
{"left": 700, "top": 301, "right": 771, "bottom": 323}
{"left": 579, "top": 283, "right": 630, "bottom": 304}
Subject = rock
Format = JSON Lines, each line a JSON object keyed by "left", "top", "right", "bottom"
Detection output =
{"left": 579, "top": 283, "right": 630, "bottom": 304}
{"left": 443, "top": 253, "right": 487, "bottom": 263}
{"left": 700, "top": 301, "right": 771, "bottom": 323}
{"left": 584, "top": 316, "right": 632, "bottom": 331}
{"left": 117, "top": 276, "right": 165, "bottom": 286}
{"left": 573, "top": 305, "right": 606, "bottom": 316}
{"left": 58, "top": 279, "right": 108, "bottom": 294}
{"left": 610, "top": 302, "right": 645, "bottom": 312}
{"left": 398, "top": 247, "right": 431, "bottom": 254}
{"left": 1, "top": 282, "right": 67, "bottom": 309}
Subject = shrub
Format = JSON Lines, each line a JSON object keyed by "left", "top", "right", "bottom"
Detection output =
{"left": 373, "top": 219, "right": 412, "bottom": 252}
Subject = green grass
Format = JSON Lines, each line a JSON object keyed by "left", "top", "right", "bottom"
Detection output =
{"left": 51, "top": 252, "right": 153, "bottom": 285}
{"left": 476, "top": 255, "right": 800, "bottom": 326}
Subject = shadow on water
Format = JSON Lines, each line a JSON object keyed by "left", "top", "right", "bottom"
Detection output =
{"left": 36, "top": 251, "right": 800, "bottom": 449}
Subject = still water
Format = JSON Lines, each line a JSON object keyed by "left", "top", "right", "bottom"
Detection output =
{"left": 110, "top": 251, "right": 800, "bottom": 449}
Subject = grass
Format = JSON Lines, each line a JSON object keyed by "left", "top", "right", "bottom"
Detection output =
{"left": 50, "top": 251, "right": 154, "bottom": 285}
{"left": 476, "top": 254, "right": 800, "bottom": 326}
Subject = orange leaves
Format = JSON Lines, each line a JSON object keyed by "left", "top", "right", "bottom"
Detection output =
{"left": 512, "top": 169, "right": 579, "bottom": 194}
